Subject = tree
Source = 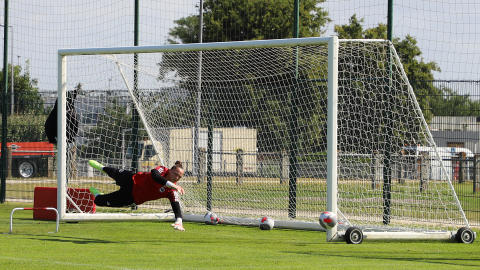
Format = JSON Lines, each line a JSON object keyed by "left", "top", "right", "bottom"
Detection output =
{"left": 162, "top": 0, "right": 331, "bottom": 152}
{"left": 0, "top": 60, "right": 44, "bottom": 115}
{"left": 167, "top": 15, "right": 201, "bottom": 44}
{"left": 0, "top": 61, "right": 46, "bottom": 143}
{"left": 332, "top": 15, "right": 447, "bottom": 152}
{"left": 168, "top": 0, "right": 330, "bottom": 44}
{"left": 334, "top": 14, "right": 366, "bottom": 39}
{"left": 334, "top": 14, "right": 442, "bottom": 122}
{"left": 430, "top": 87, "right": 480, "bottom": 117}
{"left": 336, "top": 15, "right": 480, "bottom": 123}
{"left": 6, "top": 114, "right": 47, "bottom": 142}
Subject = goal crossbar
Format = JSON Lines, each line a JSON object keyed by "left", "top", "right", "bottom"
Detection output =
{"left": 58, "top": 37, "right": 335, "bottom": 56}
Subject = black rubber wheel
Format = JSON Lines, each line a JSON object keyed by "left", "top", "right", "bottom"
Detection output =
{"left": 456, "top": 227, "right": 475, "bottom": 244}
{"left": 15, "top": 159, "right": 38, "bottom": 178}
{"left": 345, "top": 226, "right": 364, "bottom": 244}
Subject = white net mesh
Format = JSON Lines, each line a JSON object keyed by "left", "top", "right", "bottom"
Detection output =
{"left": 335, "top": 40, "right": 466, "bottom": 232}
{"left": 61, "top": 39, "right": 468, "bottom": 232}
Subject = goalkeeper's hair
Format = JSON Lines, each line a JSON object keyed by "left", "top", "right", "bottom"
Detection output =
{"left": 171, "top": 161, "right": 183, "bottom": 170}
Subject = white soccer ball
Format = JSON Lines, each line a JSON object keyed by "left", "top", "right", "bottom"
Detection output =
{"left": 204, "top": 211, "right": 219, "bottom": 225}
{"left": 259, "top": 216, "right": 274, "bottom": 230}
{"left": 319, "top": 211, "right": 337, "bottom": 229}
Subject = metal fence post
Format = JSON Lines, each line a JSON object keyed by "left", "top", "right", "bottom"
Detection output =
{"left": 281, "top": 150, "right": 288, "bottom": 184}
{"left": 236, "top": 148, "right": 243, "bottom": 185}
{"left": 458, "top": 152, "right": 466, "bottom": 184}
{"left": 420, "top": 151, "right": 429, "bottom": 192}
{"left": 6, "top": 146, "right": 11, "bottom": 178}
{"left": 398, "top": 150, "right": 405, "bottom": 184}
{"left": 47, "top": 155, "right": 54, "bottom": 178}
{"left": 474, "top": 155, "right": 480, "bottom": 193}
{"left": 371, "top": 151, "right": 381, "bottom": 189}
{"left": 197, "top": 147, "right": 206, "bottom": 184}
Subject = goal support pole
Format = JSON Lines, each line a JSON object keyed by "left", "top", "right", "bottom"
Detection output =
{"left": 57, "top": 54, "right": 67, "bottom": 219}
{"left": 326, "top": 36, "right": 339, "bottom": 241}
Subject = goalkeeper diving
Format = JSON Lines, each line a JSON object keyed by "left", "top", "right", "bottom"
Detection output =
{"left": 88, "top": 160, "right": 186, "bottom": 231}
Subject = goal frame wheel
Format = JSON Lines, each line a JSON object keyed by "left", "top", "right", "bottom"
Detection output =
{"left": 455, "top": 227, "right": 475, "bottom": 244}
{"left": 345, "top": 226, "right": 363, "bottom": 244}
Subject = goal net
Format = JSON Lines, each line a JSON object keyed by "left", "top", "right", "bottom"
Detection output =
{"left": 57, "top": 37, "right": 470, "bottom": 241}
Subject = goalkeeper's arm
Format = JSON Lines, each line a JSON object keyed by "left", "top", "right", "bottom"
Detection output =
{"left": 171, "top": 201, "right": 184, "bottom": 231}
{"left": 151, "top": 168, "right": 168, "bottom": 185}
{"left": 151, "top": 168, "right": 184, "bottom": 194}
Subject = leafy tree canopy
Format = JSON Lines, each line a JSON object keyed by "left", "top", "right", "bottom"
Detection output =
{"left": 0, "top": 60, "right": 44, "bottom": 115}
{"left": 168, "top": 0, "right": 330, "bottom": 43}
{"left": 0, "top": 61, "right": 46, "bottom": 143}
{"left": 163, "top": 0, "right": 332, "bottom": 152}
{"left": 334, "top": 14, "right": 441, "bottom": 82}
{"left": 335, "top": 14, "right": 480, "bottom": 120}
{"left": 430, "top": 87, "right": 480, "bottom": 117}
{"left": 334, "top": 14, "right": 443, "bottom": 121}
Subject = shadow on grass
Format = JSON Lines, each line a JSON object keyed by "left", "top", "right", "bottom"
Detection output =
{"left": 24, "top": 235, "right": 117, "bottom": 244}
{"left": 24, "top": 235, "right": 211, "bottom": 245}
{"left": 283, "top": 250, "right": 480, "bottom": 268}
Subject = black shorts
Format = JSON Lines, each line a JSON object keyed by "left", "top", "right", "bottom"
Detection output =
{"left": 94, "top": 168, "right": 136, "bottom": 207}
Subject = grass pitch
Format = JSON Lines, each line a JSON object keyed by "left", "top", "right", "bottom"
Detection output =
{"left": 0, "top": 202, "right": 479, "bottom": 270}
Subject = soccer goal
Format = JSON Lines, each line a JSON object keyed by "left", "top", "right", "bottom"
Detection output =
{"left": 57, "top": 37, "right": 474, "bottom": 243}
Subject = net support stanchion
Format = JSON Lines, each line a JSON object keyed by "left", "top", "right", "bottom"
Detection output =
{"left": 65, "top": 191, "right": 84, "bottom": 213}
{"left": 7, "top": 207, "right": 59, "bottom": 234}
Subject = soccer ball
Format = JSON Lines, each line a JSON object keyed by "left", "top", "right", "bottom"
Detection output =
{"left": 204, "top": 211, "right": 219, "bottom": 225}
{"left": 319, "top": 211, "right": 337, "bottom": 229}
{"left": 259, "top": 216, "right": 274, "bottom": 230}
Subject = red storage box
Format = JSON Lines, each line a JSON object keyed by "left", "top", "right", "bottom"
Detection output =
{"left": 33, "top": 187, "right": 96, "bottom": 220}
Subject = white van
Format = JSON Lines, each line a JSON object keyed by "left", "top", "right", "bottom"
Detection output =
{"left": 401, "top": 146, "right": 474, "bottom": 180}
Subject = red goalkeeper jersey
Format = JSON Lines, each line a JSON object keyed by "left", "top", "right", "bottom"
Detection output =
{"left": 131, "top": 166, "right": 178, "bottom": 205}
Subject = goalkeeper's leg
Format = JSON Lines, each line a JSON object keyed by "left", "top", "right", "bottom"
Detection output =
{"left": 88, "top": 160, "right": 135, "bottom": 187}
{"left": 104, "top": 168, "right": 135, "bottom": 188}
{"left": 89, "top": 187, "right": 103, "bottom": 197}
{"left": 89, "top": 160, "right": 105, "bottom": 173}
{"left": 93, "top": 189, "right": 135, "bottom": 207}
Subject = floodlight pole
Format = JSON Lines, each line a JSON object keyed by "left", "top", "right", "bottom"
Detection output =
{"left": 131, "top": 0, "right": 140, "bottom": 172}
{"left": 0, "top": 24, "right": 14, "bottom": 115}
{"left": 288, "top": 0, "right": 300, "bottom": 219}
{"left": 387, "top": 0, "right": 394, "bottom": 42}
{"left": 0, "top": 0, "right": 10, "bottom": 203}
{"left": 194, "top": 0, "right": 203, "bottom": 178}
{"left": 383, "top": 0, "right": 394, "bottom": 225}
{"left": 10, "top": 26, "right": 13, "bottom": 115}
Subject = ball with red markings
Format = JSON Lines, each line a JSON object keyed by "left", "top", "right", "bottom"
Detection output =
{"left": 319, "top": 211, "right": 337, "bottom": 229}
{"left": 259, "top": 216, "right": 274, "bottom": 230}
{"left": 204, "top": 211, "right": 219, "bottom": 225}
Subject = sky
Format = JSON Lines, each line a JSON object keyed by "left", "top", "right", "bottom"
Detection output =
{"left": 0, "top": 0, "right": 478, "bottom": 93}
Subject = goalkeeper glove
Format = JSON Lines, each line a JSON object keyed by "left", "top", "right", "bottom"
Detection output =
{"left": 174, "top": 223, "right": 185, "bottom": 231}
{"left": 171, "top": 218, "right": 185, "bottom": 231}
{"left": 166, "top": 181, "right": 185, "bottom": 195}
{"left": 174, "top": 185, "right": 185, "bottom": 195}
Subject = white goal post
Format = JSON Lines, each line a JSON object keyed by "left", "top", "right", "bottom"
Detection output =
{"left": 57, "top": 37, "right": 474, "bottom": 243}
